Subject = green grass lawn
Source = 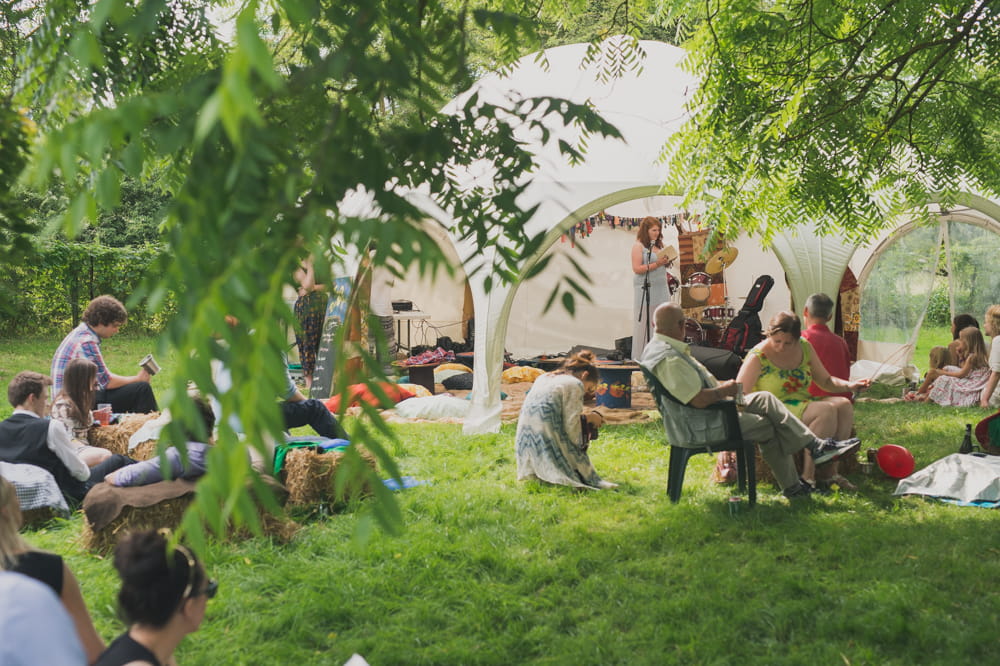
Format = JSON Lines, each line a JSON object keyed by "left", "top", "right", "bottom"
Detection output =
{"left": 6, "top": 334, "right": 1000, "bottom": 664}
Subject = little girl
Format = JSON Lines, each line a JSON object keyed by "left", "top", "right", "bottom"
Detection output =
{"left": 920, "top": 327, "right": 990, "bottom": 406}
{"left": 905, "top": 346, "right": 952, "bottom": 400}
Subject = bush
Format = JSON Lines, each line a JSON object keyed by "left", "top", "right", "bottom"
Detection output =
{"left": 0, "top": 241, "right": 174, "bottom": 336}
{"left": 925, "top": 286, "right": 950, "bottom": 325}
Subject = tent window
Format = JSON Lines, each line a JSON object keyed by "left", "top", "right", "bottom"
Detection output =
{"left": 860, "top": 219, "right": 1000, "bottom": 355}
{"left": 860, "top": 224, "right": 940, "bottom": 346}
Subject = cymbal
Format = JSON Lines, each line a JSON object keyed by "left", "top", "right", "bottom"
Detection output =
{"left": 705, "top": 247, "right": 738, "bottom": 273}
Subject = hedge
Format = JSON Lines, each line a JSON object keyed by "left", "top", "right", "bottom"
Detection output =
{"left": 0, "top": 241, "right": 174, "bottom": 337}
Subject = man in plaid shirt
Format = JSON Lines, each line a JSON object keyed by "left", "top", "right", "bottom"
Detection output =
{"left": 50, "top": 295, "right": 158, "bottom": 414}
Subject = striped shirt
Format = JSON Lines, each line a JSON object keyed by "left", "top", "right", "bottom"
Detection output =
{"left": 51, "top": 323, "right": 111, "bottom": 393}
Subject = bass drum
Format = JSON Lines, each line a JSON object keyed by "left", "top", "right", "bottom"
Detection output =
{"left": 683, "top": 318, "right": 704, "bottom": 345}
{"left": 685, "top": 272, "right": 712, "bottom": 303}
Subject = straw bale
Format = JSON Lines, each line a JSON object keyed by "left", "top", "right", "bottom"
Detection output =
{"left": 282, "top": 446, "right": 378, "bottom": 506}
{"left": 129, "top": 440, "right": 159, "bottom": 461}
{"left": 81, "top": 494, "right": 193, "bottom": 553}
{"left": 87, "top": 412, "right": 161, "bottom": 456}
{"left": 756, "top": 448, "right": 778, "bottom": 485}
{"left": 81, "top": 476, "right": 297, "bottom": 553}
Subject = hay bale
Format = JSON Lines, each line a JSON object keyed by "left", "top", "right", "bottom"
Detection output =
{"left": 129, "top": 440, "right": 159, "bottom": 461}
{"left": 81, "top": 476, "right": 297, "bottom": 553}
{"left": 81, "top": 494, "right": 194, "bottom": 553}
{"left": 282, "top": 447, "right": 378, "bottom": 506}
{"left": 87, "top": 412, "right": 161, "bottom": 456}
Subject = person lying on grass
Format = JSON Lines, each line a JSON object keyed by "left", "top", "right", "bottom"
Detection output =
{"left": 104, "top": 397, "right": 217, "bottom": 488}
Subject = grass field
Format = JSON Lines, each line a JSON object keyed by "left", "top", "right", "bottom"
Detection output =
{"left": 5, "top": 333, "right": 1000, "bottom": 664}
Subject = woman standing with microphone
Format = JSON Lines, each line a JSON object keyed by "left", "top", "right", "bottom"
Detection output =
{"left": 631, "top": 216, "right": 673, "bottom": 355}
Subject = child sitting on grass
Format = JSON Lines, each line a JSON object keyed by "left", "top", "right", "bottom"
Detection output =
{"left": 905, "top": 346, "right": 952, "bottom": 400}
{"left": 907, "top": 328, "right": 990, "bottom": 407}
{"left": 104, "top": 397, "right": 215, "bottom": 487}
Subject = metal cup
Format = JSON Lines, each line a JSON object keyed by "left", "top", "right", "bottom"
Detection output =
{"left": 139, "top": 354, "right": 160, "bottom": 375}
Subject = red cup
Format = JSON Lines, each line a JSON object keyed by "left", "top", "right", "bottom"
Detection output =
{"left": 92, "top": 408, "right": 111, "bottom": 426}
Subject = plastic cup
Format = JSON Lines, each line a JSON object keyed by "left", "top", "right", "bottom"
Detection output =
{"left": 92, "top": 409, "right": 110, "bottom": 426}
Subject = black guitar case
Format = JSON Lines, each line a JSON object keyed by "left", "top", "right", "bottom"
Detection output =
{"left": 720, "top": 275, "right": 775, "bottom": 357}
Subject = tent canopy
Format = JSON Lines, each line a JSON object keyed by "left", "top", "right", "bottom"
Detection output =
{"left": 365, "top": 40, "right": 1000, "bottom": 434}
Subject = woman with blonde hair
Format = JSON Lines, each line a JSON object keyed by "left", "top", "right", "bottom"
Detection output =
{"left": 1, "top": 476, "right": 105, "bottom": 663}
{"left": 921, "top": 325, "right": 990, "bottom": 406}
{"left": 906, "top": 346, "right": 952, "bottom": 399}
{"left": 515, "top": 350, "right": 617, "bottom": 490}
{"left": 737, "top": 311, "right": 870, "bottom": 490}
{"left": 981, "top": 305, "right": 1000, "bottom": 408}
{"left": 631, "top": 216, "right": 674, "bottom": 354}
{"left": 51, "top": 358, "right": 113, "bottom": 467}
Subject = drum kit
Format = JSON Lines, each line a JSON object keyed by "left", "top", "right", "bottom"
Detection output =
{"left": 680, "top": 246, "right": 740, "bottom": 346}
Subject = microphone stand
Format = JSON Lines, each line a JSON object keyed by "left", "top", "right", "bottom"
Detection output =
{"left": 638, "top": 246, "right": 652, "bottom": 348}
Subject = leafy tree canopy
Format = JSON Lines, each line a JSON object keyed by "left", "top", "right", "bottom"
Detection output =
{"left": 4, "top": 0, "right": 624, "bottom": 545}
{"left": 662, "top": 0, "right": 1000, "bottom": 244}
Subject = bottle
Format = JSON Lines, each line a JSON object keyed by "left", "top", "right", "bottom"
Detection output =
{"left": 959, "top": 424, "right": 973, "bottom": 454}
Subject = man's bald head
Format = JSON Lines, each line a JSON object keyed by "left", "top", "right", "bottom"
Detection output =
{"left": 654, "top": 303, "right": 685, "bottom": 340}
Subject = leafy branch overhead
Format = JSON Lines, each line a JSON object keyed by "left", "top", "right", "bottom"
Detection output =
{"left": 663, "top": 0, "right": 1000, "bottom": 243}
{"left": 7, "top": 0, "right": 624, "bottom": 543}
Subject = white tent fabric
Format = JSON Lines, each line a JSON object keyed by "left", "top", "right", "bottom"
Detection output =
{"left": 438, "top": 39, "right": 699, "bottom": 434}
{"left": 340, "top": 40, "right": 1000, "bottom": 434}
{"left": 849, "top": 194, "right": 1000, "bottom": 366}
{"left": 771, "top": 224, "right": 855, "bottom": 315}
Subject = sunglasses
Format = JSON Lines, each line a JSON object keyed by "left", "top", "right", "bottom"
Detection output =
{"left": 176, "top": 544, "right": 218, "bottom": 600}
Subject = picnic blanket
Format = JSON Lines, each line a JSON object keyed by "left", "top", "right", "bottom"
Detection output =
{"left": 894, "top": 453, "right": 1000, "bottom": 504}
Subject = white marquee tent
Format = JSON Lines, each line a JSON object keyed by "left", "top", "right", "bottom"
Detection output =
{"left": 356, "top": 39, "right": 1000, "bottom": 434}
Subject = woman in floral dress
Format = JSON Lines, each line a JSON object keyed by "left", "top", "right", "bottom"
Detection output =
{"left": 737, "top": 311, "right": 869, "bottom": 489}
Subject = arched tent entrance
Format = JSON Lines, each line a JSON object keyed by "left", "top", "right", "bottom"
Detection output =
{"left": 505, "top": 195, "right": 793, "bottom": 358}
{"left": 419, "top": 39, "right": 1000, "bottom": 433}
{"left": 389, "top": 220, "right": 472, "bottom": 350}
{"left": 429, "top": 40, "right": 698, "bottom": 434}
{"left": 849, "top": 195, "right": 1000, "bottom": 367}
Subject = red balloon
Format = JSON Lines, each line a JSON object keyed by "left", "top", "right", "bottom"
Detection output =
{"left": 876, "top": 444, "right": 915, "bottom": 479}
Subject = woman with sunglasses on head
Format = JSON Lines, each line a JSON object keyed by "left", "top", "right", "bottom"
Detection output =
{"left": 96, "top": 529, "right": 217, "bottom": 666}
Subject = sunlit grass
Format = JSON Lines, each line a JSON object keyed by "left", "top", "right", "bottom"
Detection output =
{"left": 7, "top": 335, "right": 1000, "bottom": 664}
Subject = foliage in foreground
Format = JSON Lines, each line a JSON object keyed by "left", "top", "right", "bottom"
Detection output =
{"left": 4, "top": 0, "right": 627, "bottom": 545}
{"left": 661, "top": 0, "right": 1000, "bottom": 243}
{"left": 26, "top": 401, "right": 1000, "bottom": 665}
